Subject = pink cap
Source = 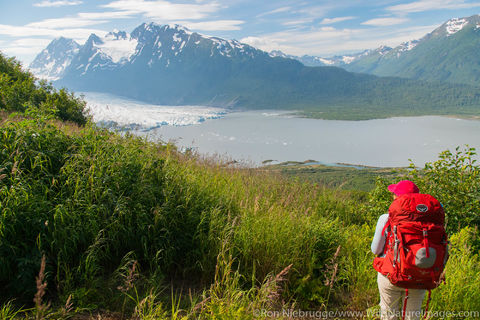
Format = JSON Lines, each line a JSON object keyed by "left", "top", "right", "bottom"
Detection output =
{"left": 388, "top": 180, "right": 419, "bottom": 196}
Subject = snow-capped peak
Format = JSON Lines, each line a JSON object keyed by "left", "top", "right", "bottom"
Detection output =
{"left": 375, "top": 45, "right": 392, "bottom": 55}
{"left": 445, "top": 18, "right": 468, "bottom": 36}
{"left": 164, "top": 23, "right": 192, "bottom": 34}
{"left": 269, "top": 50, "right": 289, "bottom": 58}
{"left": 398, "top": 40, "right": 419, "bottom": 52}
{"left": 314, "top": 58, "right": 332, "bottom": 65}
{"left": 29, "top": 37, "right": 80, "bottom": 80}
{"left": 106, "top": 30, "right": 128, "bottom": 40}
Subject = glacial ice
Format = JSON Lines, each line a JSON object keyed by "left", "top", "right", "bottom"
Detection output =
{"left": 82, "top": 92, "right": 226, "bottom": 130}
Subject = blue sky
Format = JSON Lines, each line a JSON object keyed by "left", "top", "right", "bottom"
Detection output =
{"left": 1, "top": 0, "right": 480, "bottom": 65}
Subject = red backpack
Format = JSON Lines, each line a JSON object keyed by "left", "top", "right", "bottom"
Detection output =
{"left": 373, "top": 193, "right": 448, "bottom": 319}
{"left": 373, "top": 193, "right": 449, "bottom": 316}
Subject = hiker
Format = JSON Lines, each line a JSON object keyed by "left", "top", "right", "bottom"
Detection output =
{"left": 371, "top": 180, "right": 448, "bottom": 320}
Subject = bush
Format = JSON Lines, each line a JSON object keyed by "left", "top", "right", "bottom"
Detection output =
{"left": 407, "top": 146, "right": 480, "bottom": 233}
{"left": 0, "top": 52, "right": 87, "bottom": 125}
{"left": 364, "top": 146, "right": 480, "bottom": 234}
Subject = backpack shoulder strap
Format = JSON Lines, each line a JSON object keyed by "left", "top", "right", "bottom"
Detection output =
{"left": 381, "top": 219, "right": 390, "bottom": 237}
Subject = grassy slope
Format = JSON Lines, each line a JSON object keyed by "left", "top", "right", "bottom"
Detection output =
{"left": 1, "top": 115, "right": 479, "bottom": 319}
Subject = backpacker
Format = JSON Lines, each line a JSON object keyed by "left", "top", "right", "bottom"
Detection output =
{"left": 373, "top": 193, "right": 449, "bottom": 289}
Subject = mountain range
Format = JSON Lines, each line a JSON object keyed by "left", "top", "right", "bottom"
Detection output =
{"left": 278, "top": 14, "right": 480, "bottom": 87}
{"left": 29, "top": 19, "right": 480, "bottom": 119}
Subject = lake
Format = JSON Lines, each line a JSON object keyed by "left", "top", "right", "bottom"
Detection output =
{"left": 83, "top": 92, "right": 480, "bottom": 167}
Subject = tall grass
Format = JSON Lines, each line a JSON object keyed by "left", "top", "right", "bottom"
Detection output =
{"left": 0, "top": 117, "right": 350, "bottom": 311}
{"left": 429, "top": 227, "right": 480, "bottom": 312}
{"left": 1, "top": 115, "right": 479, "bottom": 319}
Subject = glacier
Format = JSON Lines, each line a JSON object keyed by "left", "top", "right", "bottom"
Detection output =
{"left": 97, "top": 34, "right": 138, "bottom": 64}
{"left": 82, "top": 92, "right": 226, "bottom": 130}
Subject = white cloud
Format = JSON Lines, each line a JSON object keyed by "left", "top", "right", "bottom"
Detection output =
{"left": 320, "top": 16, "right": 355, "bottom": 25}
{"left": 2, "top": 46, "right": 46, "bottom": 57}
{"left": 27, "top": 17, "right": 109, "bottom": 29}
{"left": 256, "top": 6, "right": 292, "bottom": 18}
{"left": 387, "top": 0, "right": 480, "bottom": 14}
{"left": 1, "top": 38, "right": 52, "bottom": 64}
{"left": 282, "top": 18, "right": 315, "bottom": 26}
{"left": 241, "top": 24, "right": 438, "bottom": 57}
{"left": 241, "top": 36, "right": 280, "bottom": 49}
{"left": 0, "top": 24, "right": 107, "bottom": 40}
{"left": 26, "top": 10, "right": 136, "bottom": 30}
{"left": 34, "top": 0, "right": 83, "bottom": 7}
{"left": 178, "top": 20, "right": 245, "bottom": 31}
{"left": 77, "top": 11, "right": 136, "bottom": 20}
{"left": 242, "top": 27, "right": 360, "bottom": 55}
{"left": 8, "top": 38, "right": 52, "bottom": 47}
{"left": 102, "top": 0, "right": 220, "bottom": 20}
{"left": 298, "top": 5, "right": 329, "bottom": 15}
{"left": 362, "top": 17, "right": 410, "bottom": 26}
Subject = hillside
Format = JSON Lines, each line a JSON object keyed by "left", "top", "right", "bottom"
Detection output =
{"left": 2, "top": 52, "right": 480, "bottom": 319}
{"left": 290, "top": 15, "right": 480, "bottom": 87}
{"left": 30, "top": 23, "right": 480, "bottom": 120}
{"left": 344, "top": 15, "right": 480, "bottom": 86}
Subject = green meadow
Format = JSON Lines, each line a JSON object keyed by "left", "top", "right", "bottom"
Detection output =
{"left": 1, "top": 53, "right": 480, "bottom": 319}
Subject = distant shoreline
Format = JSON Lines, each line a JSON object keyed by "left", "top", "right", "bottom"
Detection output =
{"left": 294, "top": 110, "right": 480, "bottom": 121}
{"left": 261, "top": 160, "right": 400, "bottom": 170}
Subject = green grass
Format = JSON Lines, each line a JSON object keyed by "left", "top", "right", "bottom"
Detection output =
{"left": 263, "top": 162, "right": 401, "bottom": 192}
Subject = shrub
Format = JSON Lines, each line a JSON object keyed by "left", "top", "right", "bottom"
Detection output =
{"left": 0, "top": 52, "right": 87, "bottom": 125}
{"left": 364, "top": 146, "right": 480, "bottom": 234}
{"left": 407, "top": 146, "right": 480, "bottom": 233}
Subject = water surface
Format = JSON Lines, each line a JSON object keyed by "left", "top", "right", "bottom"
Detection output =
{"left": 83, "top": 92, "right": 480, "bottom": 167}
{"left": 139, "top": 111, "right": 480, "bottom": 167}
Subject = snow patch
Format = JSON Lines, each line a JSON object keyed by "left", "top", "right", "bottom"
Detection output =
{"left": 173, "top": 33, "right": 182, "bottom": 42}
{"left": 269, "top": 50, "right": 288, "bottom": 58}
{"left": 30, "top": 70, "right": 60, "bottom": 81}
{"left": 97, "top": 34, "right": 138, "bottom": 63}
{"left": 228, "top": 39, "right": 245, "bottom": 50}
{"left": 318, "top": 58, "right": 335, "bottom": 65}
{"left": 399, "top": 40, "right": 418, "bottom": 52}
{"left": 376, "top": 45, "right": 390, "bottom": 55}
{"left": 165, "top": 24, "right": 192, "bottom": 35}
{"left": 445, "top": 18, "right": 468, "bottom": 36}
{"left": 88, "top": 51, "right": 99, "bottom": 63}
{"left": 154, "top": 36, "right": 162, "bottom": 48}
{"left": 42, "top": 60, "right": 55, "bottom": 74}
{"left": 82, "top": 92, "right": 226, "bottom": 130}
{"left": 342, "top": 56, "right": 356, "bottom": 64}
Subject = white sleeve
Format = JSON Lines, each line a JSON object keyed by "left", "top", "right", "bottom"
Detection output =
{"left": 371, "top": 214, "right": 389, "bottom": 255}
